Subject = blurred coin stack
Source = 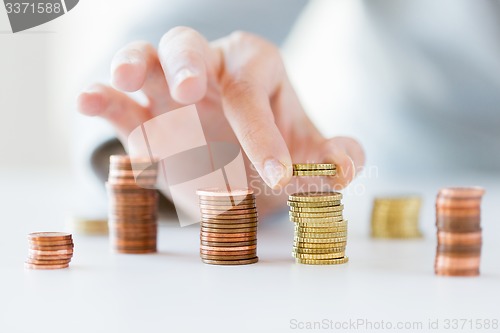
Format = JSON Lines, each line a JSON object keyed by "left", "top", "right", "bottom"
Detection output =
{"left": 106, "top": 155, "right": 159, "bottom": 254}
{"left": 197, "top": 188, "right": 258, "bottom": 265}
{"left": 435, "top": 187, "right": 485, "bottom": 276}
{"left": 289, "top": 192, "right": 349, "bottom": 265}
{"left": 293, "top": 163, "right": 336, "bottom": 177}
{"left": 370, "top": 196, "right": 422, "bottom": 238}
{"left": 25, "top": 232, "right": 74, "bottom": 269}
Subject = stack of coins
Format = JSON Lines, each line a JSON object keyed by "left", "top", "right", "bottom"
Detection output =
{"left": 106, "top": 155, "right": 159, "bottom": 254}
{"left": 293, "top": 163, "right": 336, "bottom": 177}
{"left": 25, "top": 232, "right": 74, "bottom": 270}
{"left": 435, "top": 187, "right": 485, "bottom": 276}
{"left": 69, "top": 217, "right": 108, "bottom": 235}
{"left": 197, "top": 188, "right": 258, "bottom": 265}
{"left": 370, "top": 196, "right": 422, "bottom": 238}
{"left": 288, "top": 192, "right": 349, "bottom": 265}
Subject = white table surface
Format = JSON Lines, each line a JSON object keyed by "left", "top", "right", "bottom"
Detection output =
{"left": 1, "top": 169, "right": 499, "bottom": 333}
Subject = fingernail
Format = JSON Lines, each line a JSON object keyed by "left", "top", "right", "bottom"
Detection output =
{"left": 174, "top": 68, "right": 198, "bottom": 88}
{"left": 262, "top": 159, "right": 287, "bottom": 189}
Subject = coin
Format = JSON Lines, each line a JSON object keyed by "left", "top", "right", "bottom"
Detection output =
{"left": 200, "top": 245, "right": 257, "bottom": 251}
{"left": 294, "top": 236, "right": 347, "bottom": 243}
{"left": 295, "top": 257, "right": 349, "bottom": 265}
{"left": 289, "top": 211, "right": 343, "bottom": 218}
{"left": 200, "top": 249, "right": 256, "bottom": 256}
{"left": 294, "top": 231, "right": 348, "bottom": 239}
{"left": 293, "top": 170, "right": 337, "bottom": 176}
{"left": 201, "top": 222, "right": 258, "bottom": 229}
{"left": 199, "top": 199, "right": 255, "bottom": 206}
{"left": 293, "top": 242, "right": 347, "bottom": 249}
{"left": 289, "top": 192, "right": 342, "bottom": 202}
{"left": 201, "top": 227, "right": 257, "bottom": 233}
{"left": 294, "top": 226, "right": 348, "bottom": 233}
{"left": 24, "top": 263, "right": 70, "bottom": 270}
{"left": 201, "top": 213, "right": 258, "bottom": 219}
{"left": 287, "top": 200, "right": 341, "bottom": 208}
{"left": 294, "top": 221, "right": 348, "bottom": 228}
{"left": 293, "top": 163, "right": 336, "bottom": 170}
{"left": 292, "top": 247, "right": 346, "bottom": 254}
{"left": 289, "top": 205, "right": 344, "bottom": 213}
{"left": 201, "top": 257, "right": 258, "bottom": 265}
{"left": 200, "top": 254, "right": 257, "bottom": 260}
{"left": 199, "top": 204, "right": 256, "bottom": 211}
{"left": 290, "top": 216, "right": 344, "bottom": 223}
{"left": 200, "top": 236, "right": 255, "bottom": 243}
{"left": 25, "top": 258, "right": 71, "bottom": 265}
{"left": 28, "top": 232, "right": 72, "bottom": 242}
{"left": 292, "top": 252, "right": 345, "bottom": 259}
{"left": 201, "top": 217, "right": 258, "bottom": 224}
{"left": 200, "top": 241, "right": 257, "bottom": 247}
{"left": 200, "top": 232, "right": 257, "bottom": 238}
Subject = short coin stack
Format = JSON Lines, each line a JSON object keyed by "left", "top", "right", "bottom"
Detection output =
{"left": 106, "top": 155, "right": 159, "bottom": 254}
{"left": 435, "top": 187, "right": 485, "bottom": 277}
{"left": 197, "top": 188, "right": 258, "bottom": 265}
{"left": 25, "top": 232, "right": 74, "bottom": 269}
{"left": 288, "top": 192, "right": 349, "bottom": 265}
{"left": 293, "top": 163, "right": 336, "bottom": 177}
{"left": 371, "top": 196, "right": 422, "bottom": 238}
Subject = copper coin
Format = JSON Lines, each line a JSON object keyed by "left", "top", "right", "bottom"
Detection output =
{"left": 201, "top": 218, "right": 258, "bottom": 224}
{"left": 200, "top": 241, "right": 257, "bottom": 247}
{"left": 201, "top": 212, "right": 258, "bottom": 219}
{"left": 200, "top": 245, "right": 256, "bottom": 251}
{"left": 435, "top": 255, "right": 480, "bottom": 269}
{"left": 437, "top": 231, "right": 482, "bottom": 245}
{"left": 25, "top": 262, "right": 70, "bottom": 270}
{"left": 28, "top": 254, "right": 73, "bottom": 260}
{"left": 436, "top": 248, "right": 481, "bottom": 257}
{"left": 201, "top": 257, "right": 258, "bottom": 265}
{"left": 29, "top": 248, "right": 74, "bottom": 256}
{"left": 436, "top": 197, "right": 482, "bottom": 209}
{"left": 200, "top": 236, "right": 256, "bottom": 243}
{"left": 28, "top": 232, "right": 72, "bottom": 242}
{"left": 199, "top": 199, "right": 255, "bottom": 206}
{"left": 200, "top": 254, "right": 257, "bottom": 260}
{"left": 438, "top": 187, "right": 485, "bottom": 199}
{"left": 29, "top": 244, "right": 74, "bottom": 251}
{"left": 29, "top": 239, "right": 74, "bottom": 247}
{"left": 200, "top": 208, "right": 257, "bottom": 215}
{"left": 197, "top": 187, "right": 253, "bottom": 196}
{"left": 200, "top": 249, "right": 256, "bottom": 256}
{"left": 436, "top": 216, "right": 481, "bottom": 232}
{"left": 200, "top": 232, "right": 257, "bottom": 238}
{"left": 436, "top": 208, "right": 480, "bottom": 217}
{"left": 201, "top": 227, "right": 257, "bottom": 233}
{"left": 114, "top": 248, "right": 157, "bottom": 254}
{"left": 201, "top": 222, "right": 258, "bottom": 229}
{"left": 437, "top": 244, "right": 482, "bottom": 253}
{"left": 435, "top": 268, "right": 479, "bottom": 277}
{"left": 26, "top": 258, "right": 71, "bottom": 265}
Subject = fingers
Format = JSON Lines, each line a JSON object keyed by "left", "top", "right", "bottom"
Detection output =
{"left": 111, "top": 41, "right": 176, "bottom": 113}
{"left": 220, "top": 32, "right": 293, "bottom": 189}
{"left": 158, "top": 26, "right": 220, "bottom": 104}
{"left": 321, "top": 137, "right": 365, "bottom": 188}
{"left": 77, "top": 84, "right": 150, "bottom": 141}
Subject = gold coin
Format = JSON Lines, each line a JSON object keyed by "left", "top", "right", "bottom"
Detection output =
{"left": 294, "top": 241, "right": 347, "bottom": 249}
{"left": 292, "top": 252, "right": 345, "bottom": 259}
{"left": 289, "top": 192, "right": 342, "bottom": 202}
{"left": 293, "top": 221, "right": 348, "bottom": 228}
{"left": 295, "top": 231, "right": 347, "bottom": 239}
{"left": 289, "top": 211, "right": 343, "bottom": 218}
{"left": 295, "top": 257, "right": 349, "bottom": 265}
{"left": 293, "top": 247, "right": 346, "bottom": 254}
{"left": 294, "top": 236, "right": 348, "bottom": 243}
{"left": 289, "top": 205, "right": 343, "bottom": 213}
{"left": 287, "top": 200, "right": 341, "bottom": 208}
{"left": 294, "top": 226, "right": 348, "bottom": 233}
{"left": 290, "top": 216, "right": 344, "bottom": 223}
{"left": 293, "top": 170, "right": 337, "bottom": 177}
{"left": 293, "top": 163, "right": 336, "bottom": 170}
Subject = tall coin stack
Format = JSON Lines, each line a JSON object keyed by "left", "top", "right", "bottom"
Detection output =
{"left": 288, "top": 191, "right": 349, "bottom": 265}
{"left": 371, "top": 196, "right": 422, "bottom": 238}
{"left": 435, "top": 187, "right": 485, "bottom": 276}
{"left": 106, "top": 155, "right": 159, "bottom": 254}
{"left": 197, "top": 188, "right": 258, "bottom": 265}
{"left": 25, "top": 232, "right": 74, "bottom": 270}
